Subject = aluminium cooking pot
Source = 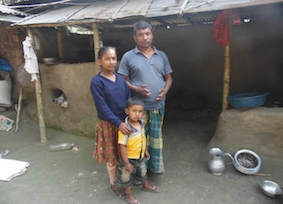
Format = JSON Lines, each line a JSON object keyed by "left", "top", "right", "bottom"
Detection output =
{"left": 224, "top": 149, "right": 261, "bottom": 175}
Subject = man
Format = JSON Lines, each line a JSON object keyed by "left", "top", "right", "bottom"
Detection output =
{"left": 118, "top": 21, "right": 173, "bottom": 174}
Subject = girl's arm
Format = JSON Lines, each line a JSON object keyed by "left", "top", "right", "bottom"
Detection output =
{"left": 90, "top": 80, "right": 121, "bottom": 127}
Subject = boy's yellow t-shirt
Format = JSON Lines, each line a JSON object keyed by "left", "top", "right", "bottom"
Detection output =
{"left": 118, "top": 119, "right": 146, "bottom": 159}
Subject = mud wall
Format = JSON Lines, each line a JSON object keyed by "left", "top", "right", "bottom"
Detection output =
{"left": 0, "top": 28, "right": 24, "bottom": 101}
{"left": 209, "top": 107, "right": 283, "bottom": 158}
{"left": 0, "top": 28, "right": 24, "bottom": 70}
{"left": 23, "top": 62, "right": 98, "bottom": 137}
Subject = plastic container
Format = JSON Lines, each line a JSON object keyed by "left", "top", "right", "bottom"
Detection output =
{"left": 49, "top": 143, "right": 74, "bottom": 152}
{"left": 0, "top": 80, "right": 12, "bottom": 106}
{"left": 227, "top": 92, "right": 269, "bottom": 108}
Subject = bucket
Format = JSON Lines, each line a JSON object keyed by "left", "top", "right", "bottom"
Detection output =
{"left": 0, "top": 80, "right": 12, "bottom": 106}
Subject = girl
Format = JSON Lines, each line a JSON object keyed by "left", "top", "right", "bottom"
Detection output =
{"left": 90, "top": 46, "right": 131, "bottom": 196}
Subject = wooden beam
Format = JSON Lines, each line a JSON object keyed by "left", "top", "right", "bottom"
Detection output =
{"left": 27, "top": 28, "right": 47, "bottom": 143}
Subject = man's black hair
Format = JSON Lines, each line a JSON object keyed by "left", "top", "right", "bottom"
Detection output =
{"left": 127, "top": 97, "right": 144, "bottom": 107}
{"left": 133, "top": 21, "right": 153, "bottom": 35}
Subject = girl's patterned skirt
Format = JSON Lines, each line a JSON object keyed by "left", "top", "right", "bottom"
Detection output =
{"left": 93, "top": 120, "right": 119, "bottom": 165}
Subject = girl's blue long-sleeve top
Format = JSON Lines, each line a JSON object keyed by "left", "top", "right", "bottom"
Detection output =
{"left": 90, "top": 72, "right": 130, "bottom": 127}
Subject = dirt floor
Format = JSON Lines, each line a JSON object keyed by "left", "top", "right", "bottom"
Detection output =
{"left": 0, "top": 109, "right": 283, "bottom": 204}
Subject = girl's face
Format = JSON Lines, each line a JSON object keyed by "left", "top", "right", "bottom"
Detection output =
{"left": 98, "top": 49, "right": 117, "bottom": 73}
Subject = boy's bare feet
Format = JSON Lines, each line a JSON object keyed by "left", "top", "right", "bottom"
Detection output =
{"left": 125, "top": 186, "right": 141, "bottom": 204}
{"left": 125, "top": 194, "right": 141, "bottom": 204}
{"left": 142, "top": 180, "right": 160, "bottom": 193}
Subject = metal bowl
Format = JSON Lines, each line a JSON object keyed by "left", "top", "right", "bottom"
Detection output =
{"left": 233, "top": 149, "right": 261, "bottom": 175}
{"left": 259, "top": 180, "right": 282, "bottom": 198}
{"left": 42, "top": 57, "right": 58, "bottom": 65}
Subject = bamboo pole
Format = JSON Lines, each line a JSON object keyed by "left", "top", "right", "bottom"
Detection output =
{"left": 57, "top": 28, "right": 64, "bottom": 59}
{"left": 222, "top": 44, "right": 230, "bottom": 111}
{"left": 15, "top": 87, "right": 23, "bottom": 132}
{"left": 222, "top": 11, "right": 232, "bottom": 111}
{"left": 92, "top": 23, "right": 101, "bottom": 74}
{"left": 27, "top": 28, "right": 47, "bottom": 143}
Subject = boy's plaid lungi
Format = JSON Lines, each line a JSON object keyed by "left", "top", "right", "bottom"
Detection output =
{"left": 144, "top": 107, "right": 165, "bottom": 174}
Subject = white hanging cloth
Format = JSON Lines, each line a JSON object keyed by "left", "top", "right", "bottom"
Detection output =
{"left": 22, "top": 36, "right": 39, "bottom": 81}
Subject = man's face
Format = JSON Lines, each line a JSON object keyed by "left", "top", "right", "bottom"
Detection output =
{"left": 134, "top": 28, "right": 153, "bottom": 49}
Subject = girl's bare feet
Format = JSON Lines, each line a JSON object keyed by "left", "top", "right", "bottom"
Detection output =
{"left": 110, "top": 184, "right": 125, "bottom": 198}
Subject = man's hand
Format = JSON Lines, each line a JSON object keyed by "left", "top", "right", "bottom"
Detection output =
{"left": 119, "top": 122, "right": 132, "bottom": 135}
{"left": 156, "top": 88, "right": 167, "bottom": 101}
{"left": 136, "top": 84, "right": 151, "bottom": 97}
{"left": 145, "top": 150, "right": 150, "bottom": 160}
{"left": 125, "top": 163, "right": 133, "bottom": 173}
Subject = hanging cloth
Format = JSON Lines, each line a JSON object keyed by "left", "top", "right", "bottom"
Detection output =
{"left": 22, "top": 36, "right": 39, "bottom": 81}
{"left": 213, "top": 11, "right": 230, "bottom": 47}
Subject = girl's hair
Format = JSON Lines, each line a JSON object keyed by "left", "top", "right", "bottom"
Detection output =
{"left": 97, "top": 46, "right": 116, "bottom": 59}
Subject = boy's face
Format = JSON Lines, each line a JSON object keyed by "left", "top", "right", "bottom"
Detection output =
{"left": 126, "top": 104, "right": 144, "bottom": 122}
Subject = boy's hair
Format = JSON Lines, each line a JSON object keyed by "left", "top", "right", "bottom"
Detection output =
{"left": 97, "top": 46, "right": 116, "bottom": 59}
{"left": 127, "top": 97, "right": 144, "bottom": 108}
{"left": 133, "top": 21, "right": 153, "bottom": 35}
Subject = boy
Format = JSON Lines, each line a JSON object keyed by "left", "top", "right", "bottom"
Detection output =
{"left": 115, "top": 97, "right": 160, "bottom": 204}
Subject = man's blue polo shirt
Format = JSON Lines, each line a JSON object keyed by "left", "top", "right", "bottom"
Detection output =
{"left": 118, "top": 47, "right": 172, "bottom": 110}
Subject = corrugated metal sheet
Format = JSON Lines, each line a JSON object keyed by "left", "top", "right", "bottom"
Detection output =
{"left": 147, "top": 0, "right": 283, "bottom": 17}
{"left": 0, "top": 14, "right": 22, "bottom": 22}
{"left": 14, "top": 0, "right": 283, "bottom": 26}
{"left": 0, "top": 4, "right": 28, "bottom": 16}
{"left": 183, "top": 0, "right": 283, "bottom": 13}
{"left": 71, "top": 0, "right": 151, "bottom": 21}
{"left": 15, "top": 5, "right": 86, "bottom": 25}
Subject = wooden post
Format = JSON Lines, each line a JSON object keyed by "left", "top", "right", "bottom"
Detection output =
{"left": 222, "top": 44, "right": 230, "bottom": 111}
{"left": 222, "top": 10, "right": 232, "bottom": 111}
{"left": 32, "top": 29, "right": 43, "bottom": 59}
{"left": 92, "top": 23, "right": 101, "bottom": 74}
{"left": 27, "top": 28, "right": 47, "bottom": 143}
{"left": 57, "top": 28, "right": 64, "bottom": 59}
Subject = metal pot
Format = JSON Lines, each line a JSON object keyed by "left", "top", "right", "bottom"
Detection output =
{"left": 224, "top": 149, "right": 261, "bottom": 175}
{"left": 42, "top": 57, "right": 58, "bottom": 65}
{"left": 259, "top": 180, "right": 282, "bottom": 198}
{"left": 208, "top": 147, "right": 225, "bottom": 175}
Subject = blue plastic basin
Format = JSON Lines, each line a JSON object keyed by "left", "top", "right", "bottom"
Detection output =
{"left": 227, "top": 92, "right": 269, "bottom": 108}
